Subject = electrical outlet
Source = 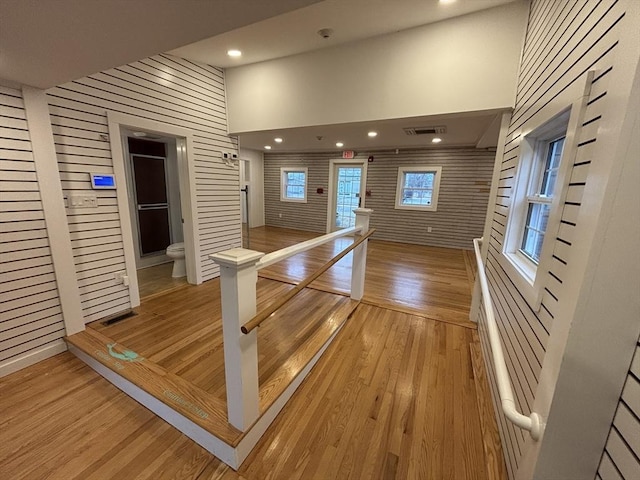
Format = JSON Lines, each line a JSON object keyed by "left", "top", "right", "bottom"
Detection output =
{"left": 427, "top": 226, "right": 433, "bottom": 233}
{"left": 279, "top": 213, "right": 282, "bottom": 218}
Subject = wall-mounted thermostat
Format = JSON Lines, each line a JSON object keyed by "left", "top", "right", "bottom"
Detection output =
{"left": 90, "top": 173, "right": 116, "bottom": 189}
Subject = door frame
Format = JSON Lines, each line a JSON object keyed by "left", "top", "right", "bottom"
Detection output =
{"left": 326, "top": 158, "right": 368, "bottom": 233}
{"left": 107, "top": 112, "right": 202, "bottom": 308}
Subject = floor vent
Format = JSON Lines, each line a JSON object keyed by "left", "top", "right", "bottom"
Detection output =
{"left": 101, "top": 309, "right": 137, "bottom": 326}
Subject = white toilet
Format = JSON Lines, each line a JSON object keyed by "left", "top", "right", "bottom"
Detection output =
{"left": 166, "top": 242, "right": 186, "bottom": 278}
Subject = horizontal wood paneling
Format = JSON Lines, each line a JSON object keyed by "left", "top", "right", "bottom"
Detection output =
{"left": 263, "top": 152, "right": 329, "bottom": 233}
{"left": 46, "top": 53, "right": 240, "bottom": 321}
{"left": 0, "top": 87, "right": 65, "bottom": 372}
{"left": 597, "top": 341, "right": 640, "bottom": 479}
{"left": 264, "top": 148, "right": 494, "bottom": 249}
{"left": 365, "top": 149, "right": 494, "bottom": 249}
{"left": 479, "top": 1, "right": 628, "bottom": 477}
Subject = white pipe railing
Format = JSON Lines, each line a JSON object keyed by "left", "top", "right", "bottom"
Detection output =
{"left": 256, "top": 226, "right": 361, "bottom": 270}
{"left": 473, "top": 237, "right": 543, "bottom": 441}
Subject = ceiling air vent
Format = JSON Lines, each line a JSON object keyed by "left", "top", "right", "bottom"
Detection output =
{"left": 403, "top": 125, "right": 447, "bottom": 136}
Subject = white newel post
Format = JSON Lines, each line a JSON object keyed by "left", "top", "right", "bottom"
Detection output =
{"left": 210, "top": 248, "right": 264, "bottom": 431}
{"left": 351, "top": 208, "right": 373, "bottom": 301}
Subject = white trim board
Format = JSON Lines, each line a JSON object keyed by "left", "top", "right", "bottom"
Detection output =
{"left": 0, "top": 340, "right": 67, "bottom": 378}
{"left": 22, "top": 87, "right": 85, "bottom": 336}
{"left": 107, "top": 112, "right": 203, "bottom": 302}
{"left": 67, "top": 316, "right": 349, "bottom": 470}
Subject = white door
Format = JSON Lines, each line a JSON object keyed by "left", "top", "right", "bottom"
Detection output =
{"left": 328, "top": 161, "right": 366, "bottom": 231}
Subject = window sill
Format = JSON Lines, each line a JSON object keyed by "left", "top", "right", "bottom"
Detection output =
{"left": 498, "top": 251, "right": 543, "bottom": 311}
{"left": 394, "top": 204, "right": 437, "bottom": 211}
{"left": 280, "top": 198, "right": 307, "bottom": 203}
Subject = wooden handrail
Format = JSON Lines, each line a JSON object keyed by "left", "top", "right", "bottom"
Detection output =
{"left": 241, "top": 228, "right": 376, "bottom": 334}
{"left": 256, "top": 226, "right": 360, "bottom": 270}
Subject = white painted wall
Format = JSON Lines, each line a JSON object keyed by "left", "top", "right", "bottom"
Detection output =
{"left": 225, "top": 2, "right": 528, "bottom": 133}
{"left": 239, "top": 148, "right": 265, "bottom": 228}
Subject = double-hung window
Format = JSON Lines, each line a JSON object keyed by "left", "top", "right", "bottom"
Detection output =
{"left": 500, "top": 107, "right": 572, "bottom": 308}
{"left": 520, "top": 136, "right": 565, "bottom": 263}
{"left": 280, "top": 167, "right": 307, "bottom": 202}
{"left": 395, "top": 166, "right": 442, "bottom": 211}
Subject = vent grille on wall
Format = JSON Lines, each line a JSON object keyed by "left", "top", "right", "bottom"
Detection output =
{"left": 403, "top": 126, "right": 447, "bottom": 135}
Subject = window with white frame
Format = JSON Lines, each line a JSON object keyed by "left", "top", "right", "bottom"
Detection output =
{"left": 500, "top": 107, "right": 572, "bottom": 308}
{"left": 280, "top": 167, "right": 307, "bottom": 202}
{"left": 395, "top": 166, "right": 442, "bottom": 211}
{"left": 520, "top": 135, "right": 565, "bottom": 263}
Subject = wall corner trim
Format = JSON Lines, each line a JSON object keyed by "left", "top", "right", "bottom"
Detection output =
{"left": 22, "top": 86, "right": 85, "bottom": 336}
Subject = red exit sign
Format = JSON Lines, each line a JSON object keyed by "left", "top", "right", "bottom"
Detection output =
{"left": 342, "top": 150, "right": 355, "bottom": 159}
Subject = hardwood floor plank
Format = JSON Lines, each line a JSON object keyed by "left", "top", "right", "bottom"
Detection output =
{"left": 471, "top": 333, "right": 509, "bottom": 480}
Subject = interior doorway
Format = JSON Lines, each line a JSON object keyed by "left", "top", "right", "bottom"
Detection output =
{"left": 240, "top": 159, "right": 251, "bottom": 248}
{"left": 107, "top": 111, "right": 202, "bottom": 309}
{"left": 327, "top": 159, "right": 368, "bottom": 232}
{"left": 124, "top": 136, "right": 183, "bottom": 269}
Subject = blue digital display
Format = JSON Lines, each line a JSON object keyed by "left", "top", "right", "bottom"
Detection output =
{"left": 90, "top": 173, "right": 116, "bottom": 189}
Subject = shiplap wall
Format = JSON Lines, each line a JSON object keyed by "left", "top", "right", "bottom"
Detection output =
{"left": 478, "top": 1, "right": 628, "bottom": 478}
{"left": 46, "top": 53, "right": 239, "bottom": 323}
{"left": 597, "top": 338, "right": 640, "bottom": 480}
{"left": 0, "top": 86, "right": 66, "bottom": 371}
{"left": 264, "top": 148, "right": 494, "bottom": 249}
{"left": 365, "top": 149, "right": 494, "bottom": 249}
{"left": 264, "top": 152, "right": 330, "bottom": 232}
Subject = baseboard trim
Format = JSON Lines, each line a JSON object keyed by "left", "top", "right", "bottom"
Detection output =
{"left": 0, "top": 340, "right": 67, "bottom": 378}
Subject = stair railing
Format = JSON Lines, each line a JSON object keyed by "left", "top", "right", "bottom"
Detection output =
{"left": 210, "top": 208, "right": 373, "bottom": 431}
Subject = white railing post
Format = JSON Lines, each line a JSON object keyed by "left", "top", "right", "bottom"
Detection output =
{"left": 351, "top": 208, "right": 373, "bottom": 301}
{"left": 210, "top": 248, "right": 264, "bottom": 431}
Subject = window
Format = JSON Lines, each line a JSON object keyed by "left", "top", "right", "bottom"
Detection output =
{"left": 520, "top": 136, "right": 565, "bottom": 263}
{"left": 500, "top": 107, "right": 572, "bottom": 308}
{"left": 280, "top": 167, "right": 307, "bottom": 202}
{"left": 395, "top": 166, "right": 442, "bottom": 211}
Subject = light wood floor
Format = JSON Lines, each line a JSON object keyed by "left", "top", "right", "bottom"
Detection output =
{"left": 0, "top": 227, "right": 503, "bottom": 479}
{"left": 137, "top": 262, "right": 188, "bottom": 300}
{"left": 91, "top": 278, "right": 358, "bottom": 411}
{"left": 251, "top": 226, "right": 477, "bottom": 327}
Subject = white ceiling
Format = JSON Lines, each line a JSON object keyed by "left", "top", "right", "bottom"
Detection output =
{"left": 0, "top": 0, "right": 320, "bottom": 88}
{"left": 237, "top": 110, "right": 504, "bottom": 152}
{"left": 171, "top": 0, "right": 520, "bottom": 69}
{"left": 0, "top": 0, "right": 521, "bottom": 150}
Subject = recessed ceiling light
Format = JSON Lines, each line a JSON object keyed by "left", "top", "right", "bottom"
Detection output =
{"left": 439, "top": 0, "right": 457, "bottom": 4}
{"left": 264, "top": 145, "right": 272, "bottom": 150}
{"left": 367, "top": 131, "right": 378, "bottom": 138}
{"left": 132, "top": 131, "right": 147, "bottom": 137}
{"left": 274, "top": 137, "right": 283, "bottom": 143}
{"left": 432, "top": 137, "right": 442, "bottom": 143}
{"left": 336, "top": 142, "right": 344, "bottom": 148}
{"left": 227, "top": 49, "right": 242, "bottom": 57}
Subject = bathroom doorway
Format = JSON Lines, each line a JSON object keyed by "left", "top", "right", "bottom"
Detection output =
{"left": 123, "top": 135, "right": 187, "bottom": 298}
{"left": 108, "top": 111, "right": 202, "bottom": 309}
{"left": 124, "top": 136, "right": 182, "bottom": 269}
